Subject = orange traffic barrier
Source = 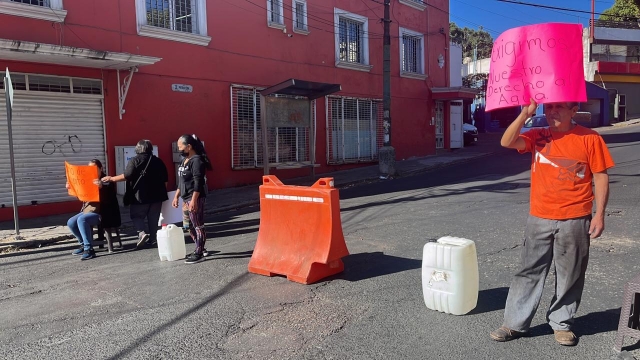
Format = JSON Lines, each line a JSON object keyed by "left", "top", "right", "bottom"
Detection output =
{"left": 248, "top": 176, "right": 350, "bottom": 284}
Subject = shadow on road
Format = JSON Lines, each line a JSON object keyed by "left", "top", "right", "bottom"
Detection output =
{"left": 468, "top": 287, "right": 509, "bottom": 315}
{"left": 105, "top": 272, "right": 251, "bottom": 360}
{"left": 336, "top": 252, "right": 421, "bottom": 282}
{"left": 212, "top": 250, "right": 254, "bottom": 260}
{"left": 526, "top": 307, "right": 628, "bottom": 341}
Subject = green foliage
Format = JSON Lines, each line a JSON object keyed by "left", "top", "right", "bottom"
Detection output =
{"left": 599, "top": 0, "right": 640, "bottom": 21}
{"left": 449, "top": 22, "right": 494, "bottom": 60}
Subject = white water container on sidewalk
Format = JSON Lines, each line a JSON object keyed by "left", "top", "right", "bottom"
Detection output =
{"left": 157, "top": 224, "right": 186, "bottom": 261}
{"left": 422, "top": 236, "right": 479, "bottom": 315}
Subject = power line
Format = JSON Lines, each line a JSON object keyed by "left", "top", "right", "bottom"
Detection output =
{"left": 496, "top": 0, "right": 640, "bottom": 21}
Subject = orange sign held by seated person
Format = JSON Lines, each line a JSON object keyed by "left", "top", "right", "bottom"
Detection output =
{"left": 65, "top": 162, "right": 99, "bottom": 202}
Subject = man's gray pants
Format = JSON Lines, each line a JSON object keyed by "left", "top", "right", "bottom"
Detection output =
{"left": 503, "top": 215, "right": 591, "bottom": 332}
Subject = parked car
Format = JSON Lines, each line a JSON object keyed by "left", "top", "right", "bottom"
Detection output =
{"left": 463, "top": 123, "right": 478, "bottom": 145}
{"left": 520, "top": 115, "right": 549, "bottom": 134}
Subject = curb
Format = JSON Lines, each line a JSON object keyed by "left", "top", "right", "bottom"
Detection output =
{"left": 1, "top": 234, "right": 75, "bottom": 251}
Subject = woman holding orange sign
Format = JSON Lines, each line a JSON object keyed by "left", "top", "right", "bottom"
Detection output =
{"left": 66, "top": 159, "right": 120, "bottom": 260}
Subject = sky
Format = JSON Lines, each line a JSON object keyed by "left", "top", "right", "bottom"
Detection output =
{"left": 449, "top": 0, "right": 616, "bottom": 39}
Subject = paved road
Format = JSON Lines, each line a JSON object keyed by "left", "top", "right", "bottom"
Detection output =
{"left": 1, "top": 125, "right": 639, "bottom": 360}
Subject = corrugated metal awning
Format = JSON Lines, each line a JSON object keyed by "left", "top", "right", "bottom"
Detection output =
{"left": 0, "top": 38, "right": 161, "bottom": 70}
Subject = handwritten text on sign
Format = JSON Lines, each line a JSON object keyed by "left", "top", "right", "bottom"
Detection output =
{"left": 486, "top": 23, "right": 586, "bottom": 111}
{"left": 65, "top": 162, "right": 99, "bottom": 202}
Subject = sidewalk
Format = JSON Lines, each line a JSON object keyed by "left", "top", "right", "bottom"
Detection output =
{"left": 3, "top": 116, "right": 636, "bottom": 251}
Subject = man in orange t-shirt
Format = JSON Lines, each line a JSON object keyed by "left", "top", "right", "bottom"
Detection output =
{"left": 490, "top": 100, "right": 614, "bottom": 346}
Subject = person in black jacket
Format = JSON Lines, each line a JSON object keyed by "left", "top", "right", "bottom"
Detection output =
{"left": 67, "top": 159, "right": 120, "bottom": 260}
{"left": 172, "top": 134, "right": 212, "bottom": 264}
{"left": 102, "top": 140, "right": 169, "bottom": 249}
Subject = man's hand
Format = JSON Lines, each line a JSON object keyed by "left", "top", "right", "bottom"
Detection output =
{"left": 500, "top": 98, "right": 536, "bottom": 150}
{"left": 591, "top": 171, "right": 609, "bottom": 239}
{"left": 589, "top": 215, "right": 605, "bottom": 239}
{"left": 523, "top": 98, "right": 537, "bottom": 118}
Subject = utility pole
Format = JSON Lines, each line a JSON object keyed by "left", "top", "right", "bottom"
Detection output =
{"left": 379, "top": 0, "right": 396, "bottom": 176}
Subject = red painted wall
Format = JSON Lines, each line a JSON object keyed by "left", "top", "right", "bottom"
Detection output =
{"left": 0, "top": 0, "right": 450, "bottom": 220}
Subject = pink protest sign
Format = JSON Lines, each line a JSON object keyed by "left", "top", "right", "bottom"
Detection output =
{"left": 486, "top": 23, "right": 586, "bottom": 111}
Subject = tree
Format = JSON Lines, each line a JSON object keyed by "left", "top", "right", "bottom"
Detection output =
{"left": 449, "top": 22, "right": 494, "bottom": 60}
{"left": 463, "top": 73, "right": 488, "bottom": 101}
{"left": 599, "top": 0, "right": 640, "bottom": 21}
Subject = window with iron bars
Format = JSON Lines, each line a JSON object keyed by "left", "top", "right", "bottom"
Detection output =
{"left": 399, "top": 0, "right": 427, "bottom": 11}
{"left": 326, "top": 96, "right": 383, "bottom": 164}
{"left": 231, "top": 85, "right": 314, "bottom": 169}
{"left": 401, "top": 30, "right": 424, "bottom": 74}
{"left": 10, "top": 0, "right": 49, "bottom": 6}
{"left": 267, "top": 0, "right": 283, "bottom": 25}
{"left": 146, "top": 0, "right": 197, "bottom": 33}
{"left": 338, "top": 17, "right": 365, "bottom": 64}
{"left": 293, "top": 0, "right": 307, "bottom": 32}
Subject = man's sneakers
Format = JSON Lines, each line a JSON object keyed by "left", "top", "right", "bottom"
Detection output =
{"left": 554, "top": 330, "right": 577, "bottom": 346}
{"left": 136, "top": 232, "right": 150, "bottom": 250}
{"left": 490, "top": 326, "right": 526, "bottom": 342}
{"left": 80, "top": 249, "right": 96, "bottom": 261}
{"left": 185, "top": 252, "right": 205, "bottom": 264}
{"left": 72, "top": 246, "right": 84, "bottom": 255}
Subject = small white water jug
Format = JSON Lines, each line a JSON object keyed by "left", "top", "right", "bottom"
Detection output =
{"left": 422, "top": 236, "right": 479, "bottom": 315}
{"left": 157, "top": 224, "right": 187, "bottom": 261}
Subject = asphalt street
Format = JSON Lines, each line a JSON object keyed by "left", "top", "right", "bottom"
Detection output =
{"left": 1, "top": 125, "right": 639, "bottom": 360}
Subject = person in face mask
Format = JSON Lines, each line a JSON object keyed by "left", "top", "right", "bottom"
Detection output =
{"left": 102, "top": 140, "right": 169, "bottom": 249}
{"left": 172, "top": 134, "right": 212, "bottom": 264}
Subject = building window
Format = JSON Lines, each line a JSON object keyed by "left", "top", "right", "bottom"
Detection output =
{"left": 267, "top": 0, "right": 284, "bottom": 28}
{"left": 399, "top": 0, "right": 427, "bottom": 11}
{"left": 145, "top": 0, "right": 198, "bottom": 33}
{"left": 326, "top": 96, "right": 383, "bottom": 164}
{"left": 334, "top": 8, "right": 371, "bottom": 72}
{"left": 400, "top": 27, "right": 426, "bottom": 79}
{"left": 0, "top": 73, "right": 102, "bottom": 95}
{"left": 292, "top": 0, "right": 308, "bottom": 34}
{"left": 11, "top": 0, "right": 48, "bottom": 5}
{"left": 231, "top": 85, "right": 315, "bottom": 169}
{"left": 135, "top": 0, "right": 210, "bottom": 46}
{"left": 0, "top": 0, "right": 66, "bottom": 21}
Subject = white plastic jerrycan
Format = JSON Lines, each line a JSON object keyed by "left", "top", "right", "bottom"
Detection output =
{"left": 422, "top": 236, "right": 479, "bottom": 315}
{"left": 156, "top": 224, "right": 187, "bottom": 261}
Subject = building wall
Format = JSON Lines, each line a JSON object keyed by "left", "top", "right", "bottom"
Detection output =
{"left": 0, "top": 0, "right": 450, "bottom": 220}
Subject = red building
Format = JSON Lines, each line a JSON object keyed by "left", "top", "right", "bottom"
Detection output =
{"left": 0, "top": 0, "right": 455, "bottom": 221}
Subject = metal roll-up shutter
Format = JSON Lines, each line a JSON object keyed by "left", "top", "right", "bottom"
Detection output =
{"left": 0, "top": 92, "right": 106, "bottom": 207}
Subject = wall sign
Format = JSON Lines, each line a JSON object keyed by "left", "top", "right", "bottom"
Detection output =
{"left": 172, "top": 84, "right": 193, "bottom": 93}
